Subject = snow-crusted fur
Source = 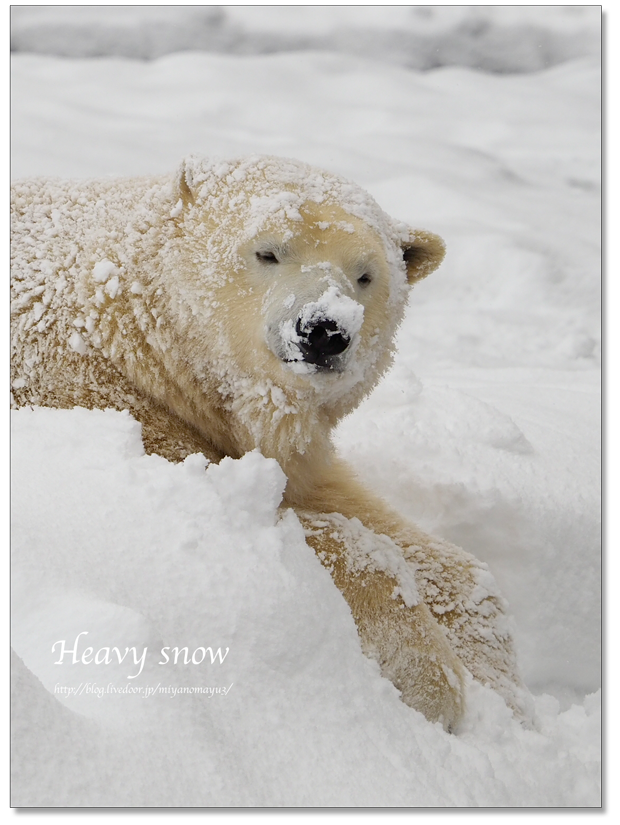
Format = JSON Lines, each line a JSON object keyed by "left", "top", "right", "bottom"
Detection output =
{"left": 11, "top": 155, "right": 530, "bottom": 731}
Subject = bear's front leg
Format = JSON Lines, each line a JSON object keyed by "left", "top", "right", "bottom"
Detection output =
{"left": 297, "top": 511, "right": 466, "bottom": 732}
{"left": 396, "top": 529, "right": 533, "bottom": 724}
{"left": 286, "top": 455, "right": 530, "bottom": 725}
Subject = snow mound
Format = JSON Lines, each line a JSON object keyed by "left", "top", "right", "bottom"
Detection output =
{"left": 11, "top": 407, "right": 600, "bottom": 807}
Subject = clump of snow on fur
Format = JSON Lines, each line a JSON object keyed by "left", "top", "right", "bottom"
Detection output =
{"left": 169, "top": 198, "right": 183, "bottom": 218}
{"left": 68, "top": 331, "right": 87, "bottom": 355}
{"left": 93, "top": 259, "right": 118, "bottom": 283}
{"left": 297, "top": 285, "right": 364, "bottom": 340}
{"left": 278, "top": 319, "right": 306, "bottom": 364}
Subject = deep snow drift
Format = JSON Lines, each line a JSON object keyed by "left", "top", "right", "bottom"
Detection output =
{"left": 11, "top": 6, "right": 601, "bottom": 808}
{"left": 11, "top": 407, "right": 600, "bottom": 807}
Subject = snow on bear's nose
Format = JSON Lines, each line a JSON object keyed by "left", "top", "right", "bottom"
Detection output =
{"left": 292, "top": 285, "right": 364, "bottom": 369}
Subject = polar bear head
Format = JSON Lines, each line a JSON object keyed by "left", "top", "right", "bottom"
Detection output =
{"left": 164, "top": 155, "right": 444, "bottom": 457}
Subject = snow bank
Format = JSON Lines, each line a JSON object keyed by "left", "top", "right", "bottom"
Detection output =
{"left": 10, "top": 5, "right": 600, "bottom": 73}
{"left": 11, "top": 407, "right": 600, "bottom": 807}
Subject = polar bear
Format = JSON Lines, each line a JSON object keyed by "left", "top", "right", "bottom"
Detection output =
{"left": 11, "top": 155, "right": 528, "bottom": 730}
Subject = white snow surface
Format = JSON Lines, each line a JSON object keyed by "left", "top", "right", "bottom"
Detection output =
{"left": 10, "top": 7, "right": 601, "bottom": 809}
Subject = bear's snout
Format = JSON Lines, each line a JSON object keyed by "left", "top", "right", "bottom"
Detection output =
{"left": 294, "top": 316, "right": 351, "bottom": 368}
{"left": 270, "top": 285, "right": 365, "bottom": 374}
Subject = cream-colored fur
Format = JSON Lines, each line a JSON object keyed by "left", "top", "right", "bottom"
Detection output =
{"left": 11, "top": 155, "right": 528, "bottom": 731}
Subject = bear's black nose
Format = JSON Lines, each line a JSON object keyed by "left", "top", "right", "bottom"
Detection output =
{"left": 295, "top": 317, "right": 351, "bottom": 368}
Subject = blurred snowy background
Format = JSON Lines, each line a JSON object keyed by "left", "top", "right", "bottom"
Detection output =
{"left": 11, "top": 5, "right": 601, "bottom": 808}
{"left": 11, "top": 5, "right": 601, "bottom": 71}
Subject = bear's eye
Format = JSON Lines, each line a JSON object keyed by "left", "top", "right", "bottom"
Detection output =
{"left": 357, "top": 273, "right": 372, "bottom": 287}
{"left": 256, "top": 250, "right": 279, "bottom": 264}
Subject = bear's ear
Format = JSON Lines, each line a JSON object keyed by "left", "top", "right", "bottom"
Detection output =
{"left": 401, "top": 230, "right": 446, "bottom": 285}
{"left": 175, "top": 159, "right": 197, "bottom": 208}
